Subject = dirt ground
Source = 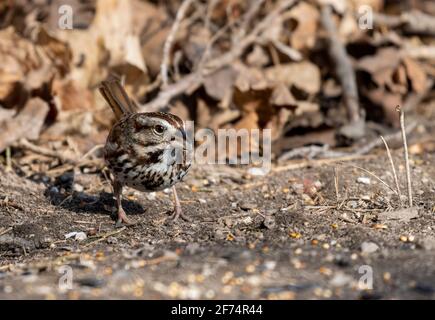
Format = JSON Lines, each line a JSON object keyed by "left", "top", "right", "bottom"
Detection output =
{"left": 0, "top": 149, "right": 434, "bottom": 300}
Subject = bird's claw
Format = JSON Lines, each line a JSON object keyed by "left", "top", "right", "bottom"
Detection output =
{"left": 115, "top": 210, "right": 135, "bottom": 228}
{"left": 168, "top": 207, "right": 191, "bottom": 222}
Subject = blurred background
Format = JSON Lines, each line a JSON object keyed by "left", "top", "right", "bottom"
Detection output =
{"left": 0, "top": 0, "right": 434, "bottom": 169}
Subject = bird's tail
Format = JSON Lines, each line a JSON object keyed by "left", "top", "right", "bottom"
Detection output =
{"left": 99, "top": 75, "right": 138, "bottom": 120}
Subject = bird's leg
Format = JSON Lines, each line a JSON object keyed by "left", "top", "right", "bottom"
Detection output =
{"left": 113, "top": 179, "right": 132, "bottom": 227}
{"left": 168, "top": 186, "right": 191, "bottom": 221}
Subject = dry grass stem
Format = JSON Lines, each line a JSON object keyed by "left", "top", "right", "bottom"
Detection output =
{"left": 380, "top": 136, "right": 403, "bottom": 207}
{"left": 397, "top": 106, "right": 413, "bottom": 207}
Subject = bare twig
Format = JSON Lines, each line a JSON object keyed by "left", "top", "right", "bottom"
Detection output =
{"left": 342, "top": 163, "right": 398, "bottom": 195}
{"left": 334, "top": 166, "right": 340, "bottom": 202}
{"left": 197, "top": 22, "right": 234, "bottom": 71}
{"left": 403, "top": 78, "right": 434, "bottom": 113}
{"left": 140, "top": 73, "right": 201, "bottom": 112}
{"left": 355, "top": 121, "right": 417, "bottom": 155}
{"left": 5, "top": 147, "right": 12, "bottom": 171}
{"left": 144, "top": 0, "right": 297, "bottom": 112}
{"left": 0, "top": 98, "right": 49, "bottom": 153}
{"left": 405, "top": 46, "right": 435, "bottom": 60}
{"left": 278, "top": 145, "right": 348, "bottom": 162}
{"left": 380, "top": 136, "right": 402, "bottom": 206}
{"left": 80, "top": 144, "right": 104, "bottom": 162}
{"left": 204, "top": 0, "right": 296, "bottom": 72}
{"left": 267, "top": 38, "right": 302, "bottom": 61}
{"left": 204, "top": 0, "right": 220, "bottom": 31}
{"left": 321, "top": 5, "right": 361, "bottom": 124}
{"left": 238, "top": 0, "right": 266, "bottom": 37}
{"left": 84, "top": 227, "right": 127, "bottom": 247}
{"left": 161, "top": 0, "right": 195, "bottom": 87}
{"left": 373, "top": 10, "right": 435, "bottom": 36}
{"left": 0, "top": 227, "right": 12, "bottom": 237}
{"left": 272, "top": 154, "right": 377, "bottom": 173}
{"left": 397, "top": 106, "right": 413, "bottom": 207}
{"left": 17, "top": 138, "right": 76, "bottom": 164}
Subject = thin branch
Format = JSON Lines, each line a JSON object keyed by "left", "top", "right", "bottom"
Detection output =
{"left": 0, "top": 227, "right": 13, "bottom": 237}
{"left": 84, "top": 227, "right": 127, "bottom": 247}
{"left": 79, "top": 144, "right": 104, "bottom": 162}
{"left": 161, "top": 0, "right": 195, "bottom": 87}
{"left": 17, "top": 138, "right": 77, "bottom": 164}
{"left": 355, "top": 121, "right": 417, "bottom": 155}
{"left": 143, "top": 0, "right": 297, "bottom": 112}
{"left": 373, "top": 10, "right": 435, "bottom": 36}
{"left": 272, "top": 154, "right": 377, "bottom": 173}
{"left": 321, "top": 5, "right": 361, "bottom": 124}
{"left": 342, "top": 163, "right": 398, "bottom": 195}
{"left": 397, "top": 106, "right": 413, "bottom": 207}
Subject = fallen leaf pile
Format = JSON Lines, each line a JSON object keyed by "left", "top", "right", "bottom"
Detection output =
{"left": 0, "top": 0, "right": 434, "bottom": 161}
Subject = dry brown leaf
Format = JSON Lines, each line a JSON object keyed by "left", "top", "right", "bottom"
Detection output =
{"left": 393, "top": 64, "right": 408, "bottom": 89}
{"left": 43, "top": 111, "right": 95, "bottom": 138}
{"left": 402, "top": 57, "right": 428, "bottom": 94}
{"left": 33, "top": 27, "right": 72, "bottom": 76}
{"left": 322, "top": 78, "right": 342, "bottom": 97}
{"left": 195, "top": 99, "right": 212, "bottom": 128}
{"left": 54, "top": 0, "right": 149, "bottom": 89}
{"left": 234, "top": 66, "right": 269, "bottom": 92}
{"left": 52, "top": 79, "right": 94, "bottom": 112}
{"left": 93, "top": 0, "right": 146, "bottom": 73}
{"left": 247, "top": 45, "right": 270, "bottom": 68}
{"left": 287, "top": 2, "right": 319, "bottom": 50}
{"left": 265, "top": 62, "right": 321, "bottom": 95}
{"left": 357, "top": 48, "right": 401, "bottom": 75}
{"left": 0, "top": 98, "right": 49, "bottom": 152}
{"left": 139, "top": 2, "right": 169, "bottom": 77}
{"left": 365, "top": 88, "right": 402, "bottom": 126}
{"left": 339, "top": 12, "right": 360, "bottom": 37}
{"left": 409, "top": 140, "right": 435, "bottom": 154}
{"left": 294, "top": 101, "right": 320, "bottom": 116}
{"left": 265, "top": 108, "right": 292, "bottom": 141}
{"left": 349, "top": 0, "right": 384, "bottom": 11}
{"left": 204, "top": 67, "right": 237, "bottom": 101}
{"left": 0, "top": 108, "right": 16, "bottom": 123}
{"left": 317, "top": 0, "right": 347, "bottom": 14}
{"left": 0, "top": 28, "right": 38, "bottom": 103}
{"left": 270, "top": 83, "right": 296, "bottom": 106}
{"left": 0, "top": 26, "right": 71, "bottom": 111}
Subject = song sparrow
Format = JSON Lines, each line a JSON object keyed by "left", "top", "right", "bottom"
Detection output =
{"left": 99, "top": 77, "right": 191, "bottom": 227}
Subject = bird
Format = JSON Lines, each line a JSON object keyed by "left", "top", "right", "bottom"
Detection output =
{"left": 99, "top": 76, "right": 191, "bottom": 227}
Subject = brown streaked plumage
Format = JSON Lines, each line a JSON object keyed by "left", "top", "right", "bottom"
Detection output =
{"left": 99, "top": 76, "right": 191, "bottom": 227}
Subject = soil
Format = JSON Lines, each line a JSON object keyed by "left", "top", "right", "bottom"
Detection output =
{"left": 0, "top": 151, "right": 434, "bottom": 300}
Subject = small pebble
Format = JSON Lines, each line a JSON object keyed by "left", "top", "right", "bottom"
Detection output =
{"left": 330, "top": 272, "right": 352, "bottom": 287}
{"left": 146, "top": 192, "right": 156, "bottom": 201}
{"left": 73, "top": 184, "right": 84, "bottom": 192}
{"left": 361, "top": 241, "right": 379, "bottom": 254}
{"left": 263, "top": 216, "right": 276, "bottom": 229}
{"left": 357, "top": 177, "right": 371, "bottom": 185}
{"left": 239, "top": 201, "right": 257, "bottom": 210}
{"left": 106, "top": 236, "right": 118, "bottom": 244}
{"left": 247, "top": 167, "right": 267, "bottom": 176}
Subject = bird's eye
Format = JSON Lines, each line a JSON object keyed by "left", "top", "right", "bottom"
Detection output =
{"left": 154, "top": 124, "right": 165, "bottom": 134}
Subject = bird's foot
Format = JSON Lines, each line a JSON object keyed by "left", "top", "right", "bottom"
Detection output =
{"left": 167, "top": 206, "right": 191, "bottom": 222}
{"left": 115, "top": 209, "right": 135, "bottom": 228}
